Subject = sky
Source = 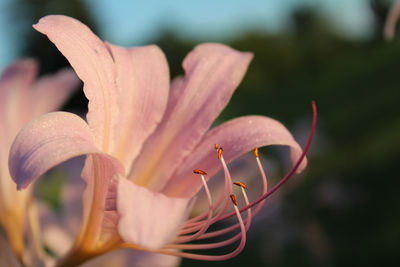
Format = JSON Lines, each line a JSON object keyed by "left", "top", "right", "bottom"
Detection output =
{"left": 0, "top": 0, "right": 375, "bottom": 70}
{"left": 86, "top": 0, "right": 374, "bottom": 45}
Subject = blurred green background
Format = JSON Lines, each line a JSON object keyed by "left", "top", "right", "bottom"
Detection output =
{"left": 1, "top": 0, "right": 399, "bottom": 266}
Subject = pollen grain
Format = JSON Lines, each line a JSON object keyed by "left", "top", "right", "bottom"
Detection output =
{"left": 193, "top": 169, "right": 208, "bottom": 175}
{"left": 230, "top": 194, "right": 238, "bottom": 206}
{"left": 233, "top": 181, "right": 248, "bottom": 189}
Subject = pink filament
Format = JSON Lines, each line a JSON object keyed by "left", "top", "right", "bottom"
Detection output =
{"left": 124, "top": 101, "right": 317, "bottom": 261}
{"left": 179, "top": 146, "right": 269, "bottom": 242}
{"left": 174, "top": 175, "right": 213, "bottom": 243}
{"left": 156, "top": 204, "right": 247, "bottom": 261}
{"left": 180, "top": 155, "right": 233, "bottom": 233}
{"left": 167, "top": 183, "right": 253, "bottom": 251}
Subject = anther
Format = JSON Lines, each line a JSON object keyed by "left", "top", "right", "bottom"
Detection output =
{"left": 254, "top": 147, "right": 259, "bottom": 158}
{"left": 217, "top": 147, "right": 223, "bottom": 159}
{"left": 230, "top": 194, "right": 238, "bottom": 206}
{"left": 214, "top": 144, "right": 219, "bottom": 150}
{"left": 233, "top": 181, "right": 248, "bottom": 189}
{"left": 193, "top": 169, "right": 208, "bottom": 175}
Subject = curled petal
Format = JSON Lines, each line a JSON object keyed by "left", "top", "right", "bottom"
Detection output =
{"left": 117, "top": 177, "right": 194, "bottom": 250}
{"left": 33, "top": 15, "right": 118, "bottom": 151}
{"left": 9, "top": 112, "right": 100, "bottom": 190}
{"left": 129, "top": 43, "right": 253, "bottom": 191}
{"left": 105, "top": 44, "right": 169, "bottom": 172}
{"left": 163, "top": 115, "right": 306, "bottom": 198}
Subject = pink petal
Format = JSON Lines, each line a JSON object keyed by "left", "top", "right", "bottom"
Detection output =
{"left": 37, "top": 202, "right": 74, "bottom": 256}
{"left": 79, "top": 155, "right": 124, "bottom": 246}
{"left": 82, "top": 249, "right": 181, "bottom": 267}
{"left": 60, "top": 158, "right": 86, "bottom": 233}
{"left": 0, "top": 59, "right": 37, "bottom": 100}
{"left": 38, "top": 158, "right": 86, "bottom": 256}
{"left": 31, "top": 68, "right": 79, "bottom": 116}
{"left": 0, "top": 59, "right": 37, "bottom": 137}
{"left": 129, "top": 43, "right": 253, "bottom": 191}
{"left": 105, "top": 44, "right": 169, "bottom": 172}
{"left": 8, "top": 112, "right": 100, "bottom": 190}
{"left": 0, "top": 234, "right": 22, "bottom": 267}
{"left": 117, "top": 177, "right": 194, "bottom": 250}
{"left": 33, "top": 15, "right": 119, "bottom": 151}
{"left": 162, "top": 115, "right": 307, "bottom": 198}
{"left": 0, "top": 60, "right": 38, "bottom": 206}
{"left": 0, "top": 60, "right": 78, "bottom": 145}
{"left": 118, "top": 250, "right": 181, "bottom": 267}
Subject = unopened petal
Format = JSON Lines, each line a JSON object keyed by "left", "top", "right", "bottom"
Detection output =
{"left": 33, "top": 15, "right": 119, "bottom": 151}
{"left": 8, "top": 112, "right": 100, "bottom": 190}
{"left": 105, "top": 44, "right": 169, "bottom": 172}
{"left": 130, "top": 43, "right": 253, "bottom": 191}
{"left": 117, "top": 177, "right": 194, "bottom": 250}
{"left": 163, "top": 115, "right": 306, "bottom": 198}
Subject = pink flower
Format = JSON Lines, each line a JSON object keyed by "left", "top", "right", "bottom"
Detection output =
{"left": 0, "top": 59, "right": 78, "bottom": 261}
{"left": 8, "top": 15, "right": 315, "bottom": 266}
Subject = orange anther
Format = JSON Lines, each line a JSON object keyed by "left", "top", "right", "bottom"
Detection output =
{"left": 230, "top": 194, "right": 238, "bottom": 206}
{"left": 217, "top": 147, "right": 223, "bottom": 159}
{"left": 193, "top": 169, "right": 208, "bottom": 175}
{"left": 254, "top": 147, "right": 259, "bottom": 158}
{"left": 233, "top": 181, "right": 248, "bottom": 189}
{"left": 214, "top": 144, "right": 219, "bottom": 150}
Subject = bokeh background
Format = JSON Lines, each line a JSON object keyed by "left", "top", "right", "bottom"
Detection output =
{"left": 1, "top": 0, "right": 399, "bottom": 266}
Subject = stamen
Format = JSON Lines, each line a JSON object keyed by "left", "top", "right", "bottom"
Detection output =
{"left": 214, "top": 144, "right": 219, "bottom": 150}
{"left": 152, "top": 192, "right": 247, "bottom": 261}
{"left": 174, "top": 173, "right": 214, "bottom": 243}
{"left": 124, "top": 101, "right": 317, "bottom": 261}
{"left": 211, "top": 148, "right": 234, "bottom": 219}
{"left": 233, "top": 181, "right": 247, "bottom": 189}
{"left": 192, "top": 180, "right": 254, "bottom": 242}
{"left": 193, "top": 169, "right": 208, "bottom": 175}
{"left": 182, "top": 162, "right": 230, "bottom": 230}
{"left": 181, "top": 146, "right": 233, "bottom": 233}
{"left": 217, "top": 147, "right": 223, "bottom": 159}
{"left": 181, "top": 99, "right": 316, "bottom": 244}
{"left": 218, "top": 101, "right": 317, "bottom": 221}
{"left": 254, "top": 147, "right": 259, "bottom": 158}
{"left": 230, "top": 194, "right": 238, "bottom": 206}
